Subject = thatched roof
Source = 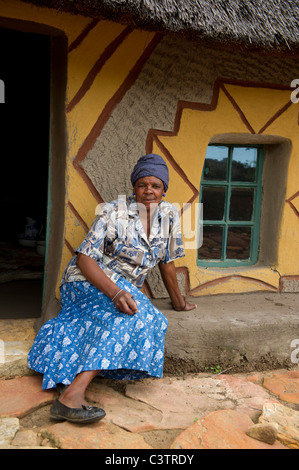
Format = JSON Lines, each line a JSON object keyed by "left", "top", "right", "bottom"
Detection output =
{"left": 21, "top": 0, "right": 299, "bottom": 51}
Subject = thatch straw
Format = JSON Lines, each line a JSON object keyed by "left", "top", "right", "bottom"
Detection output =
{"left": 20, "top": 0, "right": 299, "bottom": 50}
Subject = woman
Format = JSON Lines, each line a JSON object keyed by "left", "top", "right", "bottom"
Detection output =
{"left": 28, "top": 154, "right": 196, "bottom": 424}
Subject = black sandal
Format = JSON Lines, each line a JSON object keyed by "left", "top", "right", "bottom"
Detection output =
{"left": 50, "top": 398, "right": 106, "bottom": 424}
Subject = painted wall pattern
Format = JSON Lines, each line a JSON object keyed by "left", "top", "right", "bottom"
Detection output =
{"left": 1, "top": 1, "right": 298, "bottom": 299}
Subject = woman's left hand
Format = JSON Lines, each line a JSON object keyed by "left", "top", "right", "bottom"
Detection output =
{"left": 158, "top": 263, "right": 197, "bottom": 312}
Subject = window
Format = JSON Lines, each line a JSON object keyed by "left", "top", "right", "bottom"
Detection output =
{"left": 197, "top": 144, "right": 264, "bottom": 266}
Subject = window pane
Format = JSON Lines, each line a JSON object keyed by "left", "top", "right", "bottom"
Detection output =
{"left": 203, "top": 146, "right": 228, "bottom": 181}
{"left": 231, "top": 147, "right": 257, "bottom": 182}
{"left": 198, "top": 225, "right": 223, "bottom": 259}
{"left": 202, "top": 186, "right": 226, "bottom": 220}
{"left": 229, "top": 188, "right": 254, "bottom": 221}
{"left": 226, "top": 227, "right": 251, "bottom": 259}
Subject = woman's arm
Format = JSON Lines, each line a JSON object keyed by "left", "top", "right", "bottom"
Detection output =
{"left": 158, "top": 261, "right": 196, "bottom": 311}
{"left": 76, "top": 253, "right": 138, "bottom": 315}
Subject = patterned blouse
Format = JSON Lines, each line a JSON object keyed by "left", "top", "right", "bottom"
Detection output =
{"left": 61, "top": 196, "right": 185, "bottom": 288}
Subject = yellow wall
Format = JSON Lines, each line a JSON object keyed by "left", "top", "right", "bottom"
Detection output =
{"left": 150, "top": 84, "right": 299, "bottom": 295}
{"left": 1, "top": 1, "right": 298, "bottom": 298}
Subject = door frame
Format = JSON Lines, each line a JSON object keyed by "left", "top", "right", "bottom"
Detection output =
{"left": 0, "top": 17, "right": 68, "bottom": 327}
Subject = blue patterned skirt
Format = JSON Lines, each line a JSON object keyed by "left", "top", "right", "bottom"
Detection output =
{"left": 27, "top": 278, "right": 168, "bottom": 390}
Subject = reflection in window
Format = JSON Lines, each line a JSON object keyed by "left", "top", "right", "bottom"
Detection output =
{"left": 203, "top": 146, "right": 228, "bottom": 181}
{"left": 229, "top": 188, "right": 254, "bottom": 221}
{"left": 198, "top": 226, "right": 223, "bottom": 260}
{"left": 231, "top": 147, "right": 257, "bottom": 182}
{"left": 226, "top": 227, "right": 251, "bottom": 259}
{"left": 198, "top": 144, "right": 264, "bottom": 266}
{"left": 202, "top": 186, "right": 226, "bottom": 220}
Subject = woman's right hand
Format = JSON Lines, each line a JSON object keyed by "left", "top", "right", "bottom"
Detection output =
{"left": 112, "top": 289, "right": 138, "bottom": 315}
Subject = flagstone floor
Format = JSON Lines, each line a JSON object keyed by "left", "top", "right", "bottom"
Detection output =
{"left": 0, "top": 368, "right": 298, "bottom": 449}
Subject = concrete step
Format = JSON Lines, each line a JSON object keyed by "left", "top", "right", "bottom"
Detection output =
{"left": 153, "top": 291, "right": 299, "bottom": 374}
{"left": 0, "top": 292, "right": 298, "bottom": 379}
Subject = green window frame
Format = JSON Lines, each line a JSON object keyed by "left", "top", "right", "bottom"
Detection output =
{"left": 197, "top": 144, "right": 264, "bottom": 267}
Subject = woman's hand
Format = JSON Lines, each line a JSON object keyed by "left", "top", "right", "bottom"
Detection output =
{"left": 158, "top": 262, "right": 197, "bottom": 312}
{"left": 112, "top": 289, "right": 138, "bottom": 315}
{"left": 76, "top": 254, "right": 138, "bottom": 315}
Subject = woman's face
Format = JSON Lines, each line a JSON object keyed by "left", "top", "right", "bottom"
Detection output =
{"left": 133, "top": 176, "right": 164, "bottom": 210}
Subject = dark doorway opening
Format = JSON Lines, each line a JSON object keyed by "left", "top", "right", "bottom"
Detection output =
{"left": 0, "top": 28, "right": 50, "bottom": 319}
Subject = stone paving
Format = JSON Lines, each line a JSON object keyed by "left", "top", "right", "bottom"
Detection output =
{"left": 0, "top": 316, "right": 298, "bottom": 450}
{"left": 0, "top": 368, "right": 298, "bottom": 449}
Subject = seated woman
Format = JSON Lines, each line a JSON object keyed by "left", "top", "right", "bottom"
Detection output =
{"left": 28, "top": 153, "right": 196, "bottom": 424}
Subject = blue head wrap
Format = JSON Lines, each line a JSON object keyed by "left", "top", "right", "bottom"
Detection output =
{"left": 130, "top": 154, "right": 169, "bottom": 192}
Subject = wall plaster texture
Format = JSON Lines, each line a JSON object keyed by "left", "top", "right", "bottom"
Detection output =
{"left": 81, "top": 35, "right": 298, "bottom": 297}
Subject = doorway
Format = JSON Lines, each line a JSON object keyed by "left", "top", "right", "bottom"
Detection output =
{"left": 0, "top": 27, "right": 50, "bottom": 319}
